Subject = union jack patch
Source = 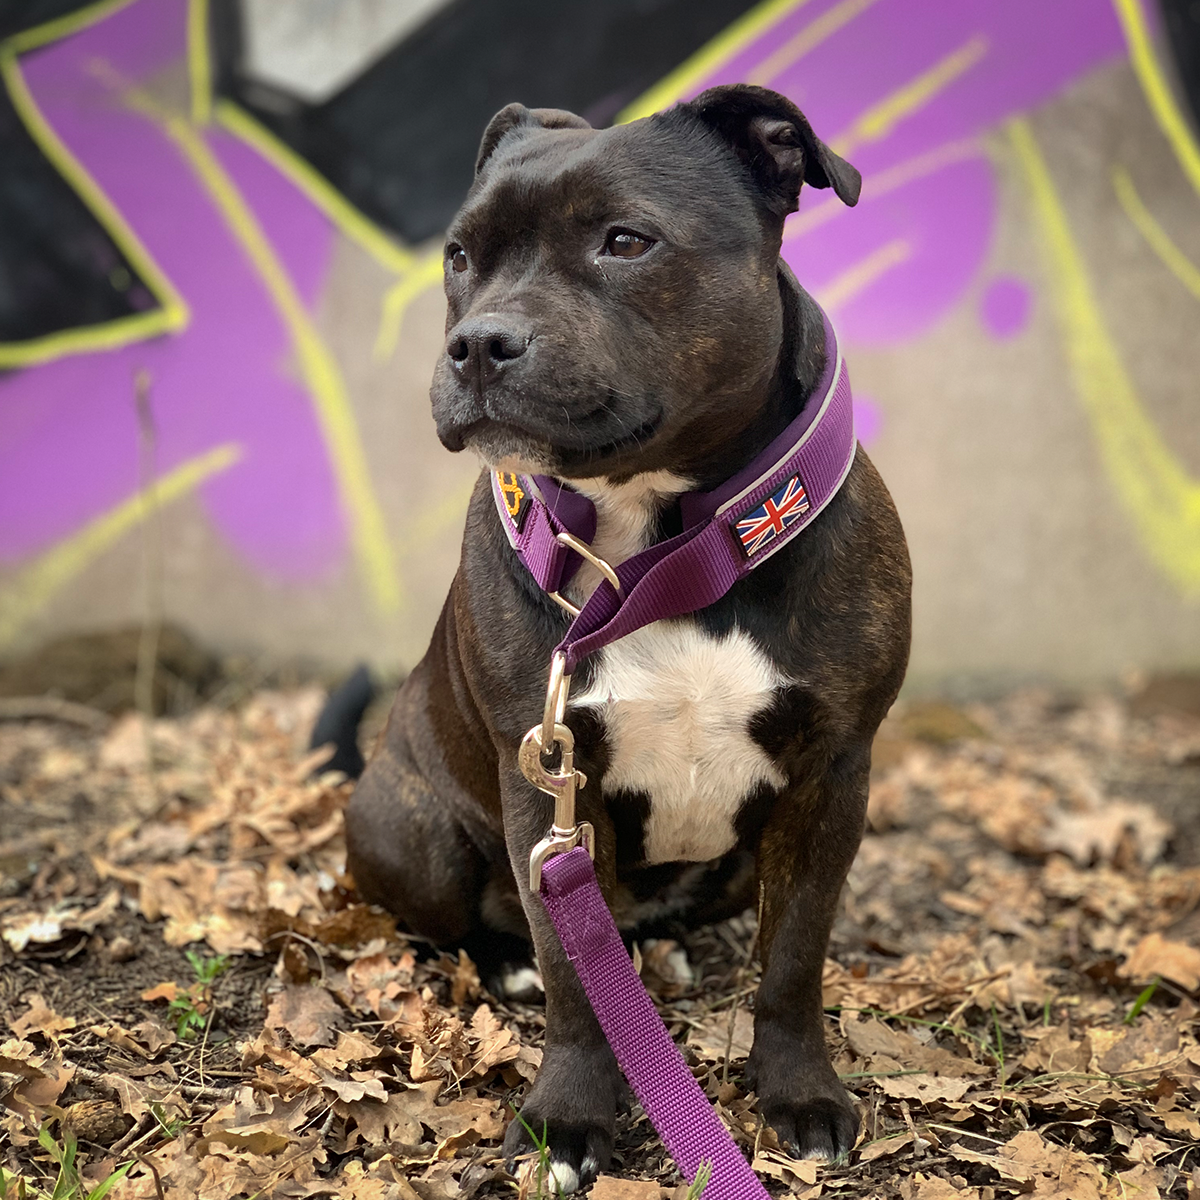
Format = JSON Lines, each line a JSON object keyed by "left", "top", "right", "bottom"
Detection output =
{"left": 496, "top": 471, "right": 530, "bottom": 532}
{"left": 735, "top": 474, "right": 810, "bottom": 557}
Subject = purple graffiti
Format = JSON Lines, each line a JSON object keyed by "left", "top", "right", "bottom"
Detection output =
{"left": 700, "top": 0, "right": 1126, "bottom": 345}
{"left": 852, "top": 395, "right": 882, "bottom": 446}
{"left": 0, "top": 0, "right": 1129, "bottom": 578}
{"left": 0, "top": 0, "right": 341, "bottom": 578}
{"left": 981, "top": 275, "right": 1033, "bottom": 339}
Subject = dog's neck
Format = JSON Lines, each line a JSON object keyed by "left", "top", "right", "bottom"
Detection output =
{"left": 558, "top": 276, "right": 829, "bottom": 605}
{"left": 560, "top": 470, "right": 692, "bottom": 606}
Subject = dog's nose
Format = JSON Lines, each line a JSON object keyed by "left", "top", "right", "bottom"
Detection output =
{"left": 446, "top": 317, "right": 530, "bottom": 390}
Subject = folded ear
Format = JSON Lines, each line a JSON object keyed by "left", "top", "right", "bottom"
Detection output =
{"left": 684, "top": 84, "right": 860, "bottom": 219}
{"left": 476, "top": 103, "right": 591, "bottom": 174}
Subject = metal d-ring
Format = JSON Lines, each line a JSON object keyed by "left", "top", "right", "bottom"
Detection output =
{"left": 541, "top": 651, "right": 570, "bottom": 750}
{"left": 546, "top": 531, "right": 620, "bottom": 616}
{"left": 547, "top": 591, "right": 581, "bottom": 617}
{"left": 555, "top": 530, "right": 622, "bottom": 593}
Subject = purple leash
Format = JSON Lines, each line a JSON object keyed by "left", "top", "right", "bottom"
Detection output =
{"left": 512, "top": 307, "right": 856, "bottom": 1199}
{"left": 540, "top": 848, "right": 769, "bottom": 1200}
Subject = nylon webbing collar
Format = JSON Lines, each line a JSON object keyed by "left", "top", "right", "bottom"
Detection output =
{"left": 490, "top": 308, "right": 855, "bottom": 673}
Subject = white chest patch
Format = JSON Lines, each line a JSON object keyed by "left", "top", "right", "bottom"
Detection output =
{"left": 572, "top": 621, "right": 787, "bottom": 864}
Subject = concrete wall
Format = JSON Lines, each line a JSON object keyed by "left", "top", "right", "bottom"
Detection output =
{"left": 1, "top": 0, "right": 1198, "bottom": 686}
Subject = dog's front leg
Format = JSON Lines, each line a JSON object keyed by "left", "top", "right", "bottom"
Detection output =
{"left": 498, "top": 764, "right": 622, "bottom": 1192}
{"left": 746, "top": 746, "right": 870, "bottom": 1161}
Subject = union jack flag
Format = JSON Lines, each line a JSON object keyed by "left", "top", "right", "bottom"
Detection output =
{"left": 735, "top": 474, "right": 810, "bottom": 557}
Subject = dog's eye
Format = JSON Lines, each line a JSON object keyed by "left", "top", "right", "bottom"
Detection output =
{"left": 604, "top": 229, "right": 655, "bottom": 259}
{"left": 447, "top": 244, "right": 468, "bottom": 273}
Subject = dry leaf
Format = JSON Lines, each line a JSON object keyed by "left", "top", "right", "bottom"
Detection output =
{"left": 590, "top": 1178, "right": 663, "bottom": 1200}
{"left": 879, "top": 1074, "right": 972, "bottom": 1104}
{"left": 901, "top": 1175, "right": 983, "bottom": 1199}
{"left": 264, "top": 984, "right": 345, "bottom": 1047}
{"left": 10, "top": 993, "right": 76, "bottom": 1041}
{"left": 688, "top": 1008, "right": 754, "bottom": 1061}
{"left": 1120, "top": 932, "right": 1200, "bottom": 991}
{"left": 859, "top": 1133, "right": 914, "bottom": 1163}
{"left": 139, "top": 981, "right": 180, "bottom": 1004}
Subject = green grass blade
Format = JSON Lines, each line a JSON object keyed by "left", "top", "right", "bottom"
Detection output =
{"left": 1124, "top": 977, "right": 1159, "bottom": 1025}
{"left": 84, "top": 1162, "right": 133, "bottom": 1199}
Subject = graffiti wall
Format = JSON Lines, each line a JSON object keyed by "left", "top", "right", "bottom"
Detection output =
{"left": 1, "top": 0, "right": 1198, "bottom": 683}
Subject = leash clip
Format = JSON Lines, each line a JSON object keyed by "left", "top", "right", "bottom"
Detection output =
{"left": 521, "top": 653, "right": 594, "bottom": 890}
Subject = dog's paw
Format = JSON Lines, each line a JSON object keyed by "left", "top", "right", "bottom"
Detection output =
{"left": 503, "top": 1117, "right": 611, "bottom": 1193}
{"left": 494, "top": 963, "right": 544, "bottom": 1003}
{"left": 759, "top": 1093, "right": 859, "bottom": 1162}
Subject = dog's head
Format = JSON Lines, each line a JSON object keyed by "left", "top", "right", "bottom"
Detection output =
{"left": 430, "top": 85, "right": 859, "bottom": 481}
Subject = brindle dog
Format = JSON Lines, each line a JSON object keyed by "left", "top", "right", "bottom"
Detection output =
{"left": 345, "top": 84, "right": 911, "bottom": 1189}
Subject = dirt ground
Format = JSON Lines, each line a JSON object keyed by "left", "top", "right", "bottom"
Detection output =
{"left": 1, "top": 680, "right": 1198, "bottom": 1199}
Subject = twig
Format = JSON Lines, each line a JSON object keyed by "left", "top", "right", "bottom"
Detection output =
{"left": 0, "top": 697, "right": 112, "bottom": 730}
{"left": 109, "top": 1112, "right": 155, "bottom": 1155}
{"left": 72, "top": 1063, "right": 236, "bottom": 1102}
{"left": 133, "top": 367, "right": 163, "bottom": 798}
{"left": 264, "top": 928, "right": 330, "bottom": 985}
{"left": 196, "top": 1006, "right": 214, "bottom": 1089}
{"left": 923, "top": 1122, "right": 1005, "bottom": 1146}
{"left": 136, "top": 1152, "right": 167, "bottom": 1200}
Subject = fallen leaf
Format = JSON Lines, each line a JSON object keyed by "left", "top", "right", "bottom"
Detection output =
{"left": 901, "top": 1174, "right": 984, "bottom": 1199}
{"left": 1001, "top": 1130, "right": 1107, "bottom": 1200}
{"left": 1120, "top": 932, "right": 1200, "bottom": 991}
{"left": 264, "top": 984, "right": 345, "bottom": 1047}
{"left": 140, "top": 981, "right": 180, "bottom": 1004}
{"left": 590, "top": 1178, "right": 663, "bottom": 1200}
{"left": 10, "top": 993, "right": 76, "bottom": 1041}
{"left": 688, "top": 1008, "right": 754, "bottom": 1061}
{"left": 101, "top": 1072, "right": 159, "bottom": 1121}
{"left": 879, "top": 1074, "right": 973, "bottom": 1104}
{"left": 859, "top": 1132, "right": 914, "bottom": 1162}
{"left": 1019, "top": 1024, "right": 1091, "bottom": 1074}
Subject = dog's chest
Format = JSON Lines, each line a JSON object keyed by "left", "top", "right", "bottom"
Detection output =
{"left": 572, "top": 621, "right": 787, "bottom": 864}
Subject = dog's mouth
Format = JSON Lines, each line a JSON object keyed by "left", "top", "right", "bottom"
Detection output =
{"left": 552, "top": 410, "right": 663, "bottom": 471}
{"left": 447, "top": 404, "right": 664, "bottom": 473}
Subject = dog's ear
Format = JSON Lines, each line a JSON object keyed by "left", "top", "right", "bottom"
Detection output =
{"left": 476, "top": 103, "right": 591, "bottom": 174}
{"left": 683, "top": 84, "right": 860, "bottom": 218}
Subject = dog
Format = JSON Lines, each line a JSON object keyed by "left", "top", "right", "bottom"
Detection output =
{"left": 344, "top": 83, "right": 911, "bottom": 1189}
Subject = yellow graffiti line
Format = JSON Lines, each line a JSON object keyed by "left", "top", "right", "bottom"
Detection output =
{"left": 747, "top": 0, "right": 882, "bottom": 87}
{"left": 214, "top": 99, "right": 419, "bottom": 276}
{"left": 1113, "top": 166, "right": 1200, "bottom": 302}
{"left": 813, "top": 238, "right": 911, "bottom": 311}
{"left": 111, "top": 76, "right": 403, "bottom": 615}
{"left": 784, "top": 137, "right": 983, "bottom": 243}
{"left": 0, "top": 51, "right": 189, "bottom": 368}
{"left": 3, "top": 0, "right": 135, "bottom": 53}
{"left": 0, "top": 444, "right": 241, "bottom": 651}
{"left": 616, "top": 0, "right": 816, "bottom": 123}
{"left": 183, "top": 0, "right": 415, "bottom": 276}
{"left": 187, "top": 0, "right": 211, "bottom": 125}
{"left": 375, "top": 254, "right": 446, "bottom": 361}
{"left": 394, "top": 477, "right": 478, "bottom": 557}
{"left": 1112, "top": 0, "right": 1200, "bottom": 200}
{"left": 832, "top": 35, "right": 989, "bottom": 159}
{"left": 1010, "top": 117, "right": 1200, "bottom": 595}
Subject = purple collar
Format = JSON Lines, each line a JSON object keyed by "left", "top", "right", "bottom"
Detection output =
{"left": 491, "top": 309, "right": 856, "bottom": 673}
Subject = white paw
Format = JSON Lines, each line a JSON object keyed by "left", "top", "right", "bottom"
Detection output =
{"left": 517, "top": 1156, "right": 581, "bottom": 1195}
{"left": 499, "top": 965, "right": 544, "bottom": 1001}
{"left": 641, "top": 938, "right": 694, "bottom": 988}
